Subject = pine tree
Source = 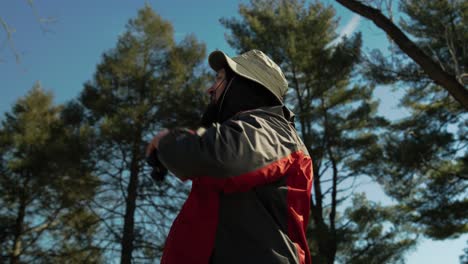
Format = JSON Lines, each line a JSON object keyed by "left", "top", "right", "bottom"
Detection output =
{"left": 361, "top": 0, "right": 467, "bottom": 240}
{"left": 79, "top": 5, "right": 209, "bottom": 263}
{"left": 221, "top": 0, "right": 416, "bottom": 263}
{"left": 0, "top": 83, "right": 101, "bottom": 263}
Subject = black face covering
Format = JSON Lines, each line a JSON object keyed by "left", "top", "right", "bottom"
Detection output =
{"left": 200, "top": 101, "right": 219, "bottom": 128}
{"left": 200, "top": 69, "right": 280, "bottom": 127}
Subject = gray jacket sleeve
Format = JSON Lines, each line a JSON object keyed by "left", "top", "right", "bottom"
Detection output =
{"left": 157, "top": 116, "right": 293, "bottom": 179}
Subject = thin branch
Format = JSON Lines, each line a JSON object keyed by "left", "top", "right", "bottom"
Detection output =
{"left": 26, "top": 0, "right": 57, "bottom": 34}
{"left": 0, "top": 17, "right": 20, "bottom": 63}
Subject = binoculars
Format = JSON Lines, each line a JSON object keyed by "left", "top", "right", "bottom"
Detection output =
{"left": 146, "top": 149, "right": 168, "bottom": 182}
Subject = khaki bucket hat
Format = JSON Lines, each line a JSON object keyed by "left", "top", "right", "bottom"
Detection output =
{"left": 208, "top": 49, "right": 288, "bottom": 103}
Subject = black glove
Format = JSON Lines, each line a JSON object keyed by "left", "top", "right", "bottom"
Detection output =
{"left": 146, "top": 149, "right": 168, "bottom": 182}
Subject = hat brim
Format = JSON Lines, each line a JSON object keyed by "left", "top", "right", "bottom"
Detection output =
{"left": 208, "top": 51, "right": 283, "bottom": 103}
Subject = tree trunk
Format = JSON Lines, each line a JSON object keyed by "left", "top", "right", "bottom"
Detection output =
{"left": 325, "top": 124, "right": 338, "bottom": 263}
{"left": 10, "top": 197, "right": 26, "bottom": 264}
{"left": 310, "top": 218, "right": 336, "bottom": 264}
{"left": 307, "top": 130, "right": 338, "bottom": 264}
{"left": 120, "top": 144, "right": 141, "bottom": 264}
{"left": 335, "top": 0, "right": 468, "bottom": 109}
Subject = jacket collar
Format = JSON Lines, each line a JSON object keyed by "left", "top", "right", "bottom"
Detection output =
{"left": 255, "top": 105, "right": 296, "bottom": 123}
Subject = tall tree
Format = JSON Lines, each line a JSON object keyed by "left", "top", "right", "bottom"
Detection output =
{"left": 335, "top": 0, "right": 468, "bottom": 108}
{"left": 221, "top": 0, "right": 416, "bottom": 263}
{"left": 80, "top": 5, "right": 209, "bottom": 263}
{"left": 0, "top": 83, "right": 101, "bottom": 263}
{"left": 356, "top": 0, "right": 468, "bottom": 241}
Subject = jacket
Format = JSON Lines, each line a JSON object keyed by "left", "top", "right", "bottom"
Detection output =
{"left": 158, "top": 105, "right": 313, "bottom": 264}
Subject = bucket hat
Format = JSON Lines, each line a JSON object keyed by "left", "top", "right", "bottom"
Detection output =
{"left": 208, "top": 49, "right": 288, "bottom": 103}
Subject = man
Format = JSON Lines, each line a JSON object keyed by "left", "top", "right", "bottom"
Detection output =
{"left": 146, "top": 49, "right": 313, "bottom": 264}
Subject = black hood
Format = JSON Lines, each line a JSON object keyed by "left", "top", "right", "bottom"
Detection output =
{"left": 200, "top": 73, "right": 281, "bottom": 127}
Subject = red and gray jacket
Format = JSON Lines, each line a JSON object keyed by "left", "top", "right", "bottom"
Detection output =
{"left": 158, "top": 105, "right": 313, "bottom": 264}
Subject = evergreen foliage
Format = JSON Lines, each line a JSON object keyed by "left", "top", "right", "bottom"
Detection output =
{"left": 0, "top": 83, "right": 101, "bottom": 263}
{"left": 362, "top": 0, "right": 467, "bottom": 241}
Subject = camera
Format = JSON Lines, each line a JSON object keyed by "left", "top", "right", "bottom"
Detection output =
{"left": 146, "top": 149, "right": 168, "bottom": 182}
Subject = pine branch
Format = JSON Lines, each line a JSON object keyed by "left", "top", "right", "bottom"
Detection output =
{"left": 335, "top": 0, "right": 468, "bottom": 109}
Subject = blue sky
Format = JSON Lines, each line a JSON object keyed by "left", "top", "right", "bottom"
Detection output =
{"left": 0, "top": 1, "right": 465, "bottom": 263}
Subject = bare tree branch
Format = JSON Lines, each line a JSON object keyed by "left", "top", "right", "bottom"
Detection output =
{"left": 0, "top": 17, "right": 20, "bottom": 63}
{"left": 0, "top": 0, "right": 56, "bottom": 63}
